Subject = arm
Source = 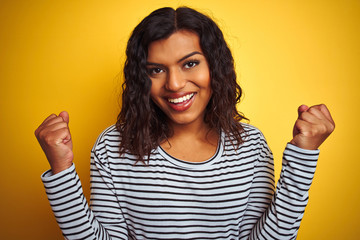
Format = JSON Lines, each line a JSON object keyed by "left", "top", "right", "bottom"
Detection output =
{"left": 240, "top": 104, "right": 334, "bottom": 239}
{"left": 239, "top": 133, "right": 319, "bottom": 239}
{"left": 37, "top": 112, "right": 128, "bottom": 239}
{"left": 242, "top": 142, "right": 319, "bottom": 240}
{"left": 41, "top": 156, "right": 128, "bottom": 239}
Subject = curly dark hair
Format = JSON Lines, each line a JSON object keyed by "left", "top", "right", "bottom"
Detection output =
{"left": 116, "top": 6, "right": 247, "bottom": 162}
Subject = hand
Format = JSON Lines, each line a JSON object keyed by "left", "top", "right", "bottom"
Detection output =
{"left": 35, "top": 111, "right": 73, "bottom": 174}
{"left": 290, "top": 104, "right": 335, "bottom": 150}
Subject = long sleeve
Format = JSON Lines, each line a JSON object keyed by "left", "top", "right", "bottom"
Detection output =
{"left": 41, "top": 151, "right": 128, "bottom": 239}
{"left": 41, "top": 124, "right": 319, "bottom": 239}
{"left": 240, "top": 135, "right": 319, "bottom": 239}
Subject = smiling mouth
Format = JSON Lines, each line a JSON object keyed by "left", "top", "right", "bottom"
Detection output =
{"left": 165, "top": 93, "right": 196, "bottom": 112}
{"left": 167, "top": 93, "right": 195, "bottom": 104}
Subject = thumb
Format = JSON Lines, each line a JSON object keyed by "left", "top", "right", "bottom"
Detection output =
{"left": 59, "top": 111, "right": 70, "bottom": 124}
{"left": 58, "top": 111, "right": 71, "bottom": 144}
{"left": 293, "top": 104, "right": 309, "bottom": 138}
{"left": 297, "top": 104, "right": 309, "bottom": 118}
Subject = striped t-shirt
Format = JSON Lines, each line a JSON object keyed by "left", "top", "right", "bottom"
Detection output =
{"left": 41, "top": 123, "right": 319, "bottom": 240}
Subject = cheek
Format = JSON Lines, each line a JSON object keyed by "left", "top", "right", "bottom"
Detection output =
{"left": 192, "top": 63, "right": 211, "bottom": 86}
{"left": 195, "top": 69, "right": 211, "bottom": 90}
{"left": 150, "top": 80, "right": 163, "bottom": 101}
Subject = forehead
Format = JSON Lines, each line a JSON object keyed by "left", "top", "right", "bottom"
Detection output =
{"left": 147, "top": 30, "right": 202, "bottom": 63}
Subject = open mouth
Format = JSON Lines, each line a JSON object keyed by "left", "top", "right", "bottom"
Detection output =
{"left": 165, "top": 93, "right": 196, "bottom": 111}
{"left": 167, "top": 93, "right": 195, "bottom": 104}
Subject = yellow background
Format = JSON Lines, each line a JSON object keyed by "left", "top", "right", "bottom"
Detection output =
{"left": 0, "top": 0, "right": 359, "bottom": 239}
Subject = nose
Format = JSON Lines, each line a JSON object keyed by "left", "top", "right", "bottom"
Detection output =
{"left": 165, "top": 68, "right": 186, "bottom": 92}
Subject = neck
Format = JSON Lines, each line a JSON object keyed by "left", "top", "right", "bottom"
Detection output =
{"left": 161, "top": 117, "right": 220, "bottom": 162}
{"left": 166, "top": 117, "right": 218, "bottom": 144}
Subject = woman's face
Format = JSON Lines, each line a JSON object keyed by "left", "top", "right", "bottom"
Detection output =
{"left": 147, "top": 30, "right": 212, "bottom": 127}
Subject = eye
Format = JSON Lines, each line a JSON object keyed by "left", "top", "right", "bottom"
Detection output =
{"left": 147, "top": 67, "right": 164, "bottom": 76}
{"left": 184, "top": 60, "right": 199, "bottom": 69}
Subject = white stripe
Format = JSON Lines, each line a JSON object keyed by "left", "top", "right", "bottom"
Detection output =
{"left": 41, "top": 123, "right": 319, "bottom": 240}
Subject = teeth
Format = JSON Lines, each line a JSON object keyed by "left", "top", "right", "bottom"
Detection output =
{"left": 168, "top": 93, "right": 194, "bottom": 104}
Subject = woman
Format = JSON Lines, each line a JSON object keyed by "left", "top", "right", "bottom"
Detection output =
{"left": 35, "top": 7, "right": 335, "bottom": 239}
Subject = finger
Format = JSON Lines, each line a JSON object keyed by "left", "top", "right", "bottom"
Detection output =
{"left": 297, "top": 105, "right": 309, "bottom": 118}
{"left": 58, "top": 112, "right": 71, "bottom": 142}
{"left": 298, "top": 110, "right": 321, "bottom": 124}
{"left": 301, "top": 110, "right": 335, "bottom": 135}
{"left": 59, "top": 111, "right": 69, "bottom": 124}
{"left": 294, "top": 118, "right": 312, "bottom": 132}
{"left": 39, "top": 116, "right": 67, "bottom": 131}
{"left": 40, "top": 113, "right": 58, "bottom": 126}
{"left": 35, "top": 114, "right": 59, "bottom": 137}
{"left": 307, "top": 104, "right": 334, "bottom": 123}
{"left": 35, "top": 114, "right": 69, "bottom": 139}
{"left": 307, "top": 105, "right": 335, "bottom": 130}
{"left": 52, "top": 127, "right": 72, "bottom": 145}
{"left": 45, "top": 121, "right": 69, "bottom": 134}
{"left": 318, "top": 104, "right": 335, "bottom": 125}
{"left": 306, "top": 106, "right": 326, "bottom": 120}
{"left": 40, "top": 126, "right": 71, "bottom": 146}
{"left": 292, "top": 118, "right": 312, "bottom": 140}
{"left": 36, "top": 121, "right": 69, "bottom": 141}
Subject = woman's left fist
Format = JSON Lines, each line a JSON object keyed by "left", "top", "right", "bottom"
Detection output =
{"left": 290, "top": 104, "right": 335, "bottom": 150}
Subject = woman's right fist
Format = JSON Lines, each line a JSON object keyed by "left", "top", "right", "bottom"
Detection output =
{"left": 35, "top": 111, "right": 73, "bottom": 174}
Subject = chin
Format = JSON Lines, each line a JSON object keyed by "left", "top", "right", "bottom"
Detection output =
{"left": 167, "top": 113, "right": 203, "bottom": 126}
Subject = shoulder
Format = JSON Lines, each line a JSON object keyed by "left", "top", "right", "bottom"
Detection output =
{"left": 228, "top": 122, "right": 267, "bottom": 142}
{"left": 92, "top": 124, "right": 121, "bottom": 150}
{"left": 91, "top": 124, "right": 125, "bottom": 164}
{"left": 223, "top": 122, "right": 269, "bottom": 151}
{"left": 241, "top": 123, "right": 269, "bottom": 145}
{"left": 240, "top": 122, "right": 263, "bottom": 136}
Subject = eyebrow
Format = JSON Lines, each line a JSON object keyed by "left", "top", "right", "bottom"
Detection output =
{"left": 146, "top": 51, "right": 203, "bottom": 66}
{"left": 178, "top": 51, "right": 203, "bottom": 63}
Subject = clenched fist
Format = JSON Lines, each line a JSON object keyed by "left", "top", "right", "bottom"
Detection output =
{"left": 290, "top": 104, "right": 335, "bottom": 150}
{"left": 35, "top": 111, "right": 73, "bottom": 174}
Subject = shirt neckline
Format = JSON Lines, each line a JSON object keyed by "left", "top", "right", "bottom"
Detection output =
{"left": 157, "top": 131, "right": 225, "bottom": 169}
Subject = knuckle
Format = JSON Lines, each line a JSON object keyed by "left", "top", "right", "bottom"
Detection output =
{"left": 319, "top": 124, "right": 327, "bottom": 133}
{"left": 308, "top": 107, "right": 320, "bottom": 115}
{"left": 37, "top": 130, "right": 46, "bottom": 140}
{"left": 309, "top": 127, "right": 319, "bottom": 137}
{"left": 43, "top": 134, "right": 55, "bottom": 145}
{"left": 300, "top": 111, "right": 310, "bottom": 119}
{"left": 328, "top": 122, "right": 335, "bottom": 132}
{"left": 308, "top": 107, "right": 316, "bottom": 113}
{"left": 320, "top": 104, "right": 329, "bottom": 112}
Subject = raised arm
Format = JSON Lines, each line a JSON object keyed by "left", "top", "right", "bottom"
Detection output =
{"left": 36, "top": 112, "right": 128, "bottom": 239}
{"left": 240, "top": 104, "right": 334, "bottom": 239}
